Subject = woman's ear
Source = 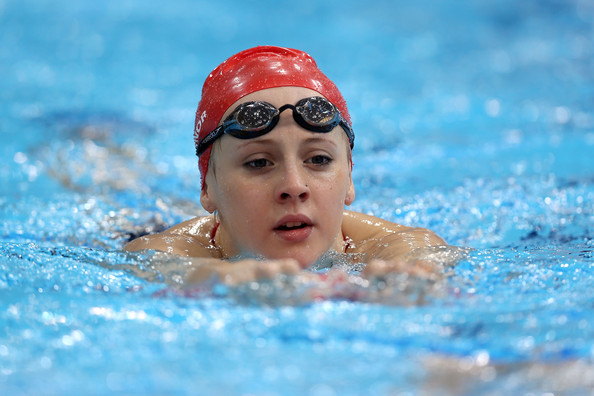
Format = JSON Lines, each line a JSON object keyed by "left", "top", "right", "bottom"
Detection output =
{"left": 200, "top": 182, "right": 218, "bottom": 213}
{"left": 345, "top": 175, "right": 355, "bottom": 206}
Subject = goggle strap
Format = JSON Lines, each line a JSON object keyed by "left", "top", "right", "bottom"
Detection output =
{"left": 196, "top": 125, "right": 224, "bottom": 156}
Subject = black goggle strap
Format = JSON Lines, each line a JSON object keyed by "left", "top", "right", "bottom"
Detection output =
{"left": 339, "top": 120, "right": 355, "bottom": 149}
{"left": 196, "top": 125, "right": 225, "bottom": 156}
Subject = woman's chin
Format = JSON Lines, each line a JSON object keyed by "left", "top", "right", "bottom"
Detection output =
{"left": 263, "top": 251, "right": 321, "bottom": 270}
{"left": 297, "top": 258, "right": 316, "bottom": 270}
{"left": 293, "top": 252, "right": 329, "bottom": 270}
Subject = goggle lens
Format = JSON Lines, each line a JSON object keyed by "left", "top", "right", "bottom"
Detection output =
{"left": 295, "top": 97, "right": 338, "bottom": 127}
{"left": 233, "top": 102, "right": 279, "bottom": 132}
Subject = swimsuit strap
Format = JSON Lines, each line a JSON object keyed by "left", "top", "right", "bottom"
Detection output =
{"left": 210, "top": 221, "right": 220, "bottom": 247}
{"left": 343, "top": 234, "right": 352, "bottom": 252}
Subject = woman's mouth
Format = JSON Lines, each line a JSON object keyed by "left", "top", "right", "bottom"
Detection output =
{"left": 276, "top": 222, "right": 308, "bottom": 231}
{"left": 274, "top": 216, "right": 314, "bottom": 242}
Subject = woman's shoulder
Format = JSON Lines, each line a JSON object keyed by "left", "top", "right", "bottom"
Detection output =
{"left": 341, "top": 210, "right": 446, "bottom": 259}
{"left": 342, "top": 210, "right": 410, "bottom": 236}
{"left": 166, "top": 215, "right": 218, "bottom": 238}
{"left": 124, "top": 215, "right": 220, "bottom": 258}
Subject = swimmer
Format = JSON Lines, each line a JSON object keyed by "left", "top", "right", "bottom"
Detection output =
{"left": 125, "top": 46, "right": 447, "bottom": 286}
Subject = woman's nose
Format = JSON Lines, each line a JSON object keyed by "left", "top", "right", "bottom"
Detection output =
{"left": 275, "top": 164, "right": 310, "bottom": 203}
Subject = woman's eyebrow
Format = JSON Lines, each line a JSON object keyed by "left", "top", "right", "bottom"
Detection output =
{"left": 301, "top": 136, "right": 339, "bottom": 148}
{"left": 234, "top": 138, "right": 277, "bottom": 150}
{"left": 230, "top": 135, "right": 340, "bottom": 154}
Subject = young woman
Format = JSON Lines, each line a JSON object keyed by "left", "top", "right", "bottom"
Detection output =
{"left": 125, "top": 46, "right": 446, "bottom": 286}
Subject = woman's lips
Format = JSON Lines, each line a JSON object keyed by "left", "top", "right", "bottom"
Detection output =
{"left": 273, "top": 215, "right": 314, "bottom": 242}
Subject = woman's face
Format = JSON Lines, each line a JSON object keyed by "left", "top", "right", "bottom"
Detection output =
{"left": 201, "top": 87, "right": 355, "bottom": 268}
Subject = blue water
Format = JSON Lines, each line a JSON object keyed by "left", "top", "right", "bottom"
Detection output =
{"left": 1, "top": 0, "right": 593, "bottom": 394}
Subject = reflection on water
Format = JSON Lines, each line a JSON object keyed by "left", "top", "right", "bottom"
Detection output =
{"left": 421, "top": 356, "right": 594, "bottom": 396}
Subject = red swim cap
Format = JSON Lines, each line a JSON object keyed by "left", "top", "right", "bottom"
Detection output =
{"left": 194, "top": 46, "right": 351, "bottom": 189}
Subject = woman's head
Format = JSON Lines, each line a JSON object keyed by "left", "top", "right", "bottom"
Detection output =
{"left": 200, "top": 86, "right": 355, "bottom": 267}
{"left": 194, "top": 46, "right": 352, "bottom": 189}
{"left": 193, "top": 46, "right": 355, "bottom": 267}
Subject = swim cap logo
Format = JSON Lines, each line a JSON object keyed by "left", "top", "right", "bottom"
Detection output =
{"left": 195, "top": 111, "right": 207, "bottom": 134}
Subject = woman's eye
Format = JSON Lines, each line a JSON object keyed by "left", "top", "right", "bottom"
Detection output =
{"left": 308, "top": 155, "right": 333, "bottom": 166}
{"left": 245, "top": 158, "right": 272, "bottom": 169}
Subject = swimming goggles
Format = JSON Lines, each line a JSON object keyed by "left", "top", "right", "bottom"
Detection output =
{"left": 196, "top": 96, "right": 354, "bottom": 156}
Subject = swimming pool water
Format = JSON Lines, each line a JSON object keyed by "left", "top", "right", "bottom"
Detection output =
{"left": 1, "top": 0, "right": 593, "bottom": 394}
